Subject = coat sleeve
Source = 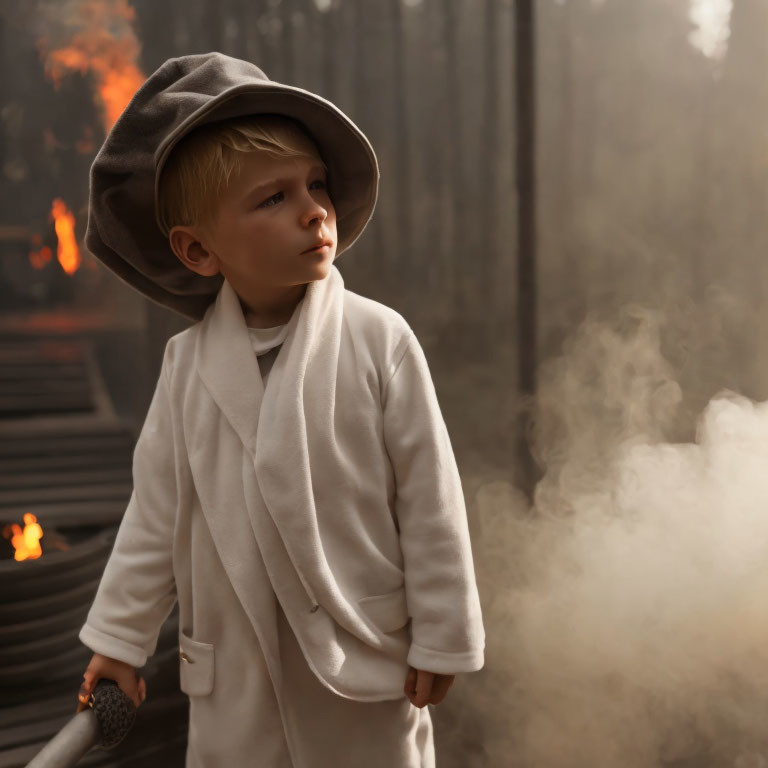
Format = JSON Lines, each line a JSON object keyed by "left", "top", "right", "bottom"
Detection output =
{"left": 78, "top": 344, "right": 179, "bottom": 669}
{"left": 381, "top": 329, "right": 486, "bottom": 675}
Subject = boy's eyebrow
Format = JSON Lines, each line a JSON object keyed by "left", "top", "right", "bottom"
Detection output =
{"left": 244, "top": 164, "right": 327, "bottom": 199}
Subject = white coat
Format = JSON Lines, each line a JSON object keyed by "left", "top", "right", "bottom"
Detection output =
{"left": 79, "top": 264, "right": 486, "bottom": 765}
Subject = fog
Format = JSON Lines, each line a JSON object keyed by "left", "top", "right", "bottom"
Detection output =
{"left": 453, "top": 286, "right": 768, "bottom": 766}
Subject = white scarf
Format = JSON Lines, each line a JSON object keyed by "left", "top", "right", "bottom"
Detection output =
{"left": 196, "top": 264, "right": 368, "bottom": 627}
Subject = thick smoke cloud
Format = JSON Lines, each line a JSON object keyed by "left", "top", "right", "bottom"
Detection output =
{"left": 461, "top": 301, "right": 768, "bottom": 768}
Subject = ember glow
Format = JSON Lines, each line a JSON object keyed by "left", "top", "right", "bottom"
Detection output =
{"left": 28, "top": 231, "right": 53, "bottom": 270}
{"left": 2, "top": 514, "right": 44, "bottom": 561}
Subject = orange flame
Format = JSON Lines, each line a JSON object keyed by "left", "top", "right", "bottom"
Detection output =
{"left": 50, "top": 198, "right": 81, "bottom": 275}
{"left": 33, "top": 1, "right": 147, "bottom": 276}
{"left": 38, "top": 0, "right": 146, "bottom": 134}
{"left": 2, "top": 514, "right": 44, "bottom": 561}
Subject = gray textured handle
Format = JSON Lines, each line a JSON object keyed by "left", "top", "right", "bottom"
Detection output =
{"left": 25, "top": 710, "right": 100, "bottom": 768}
{"left": 25, "top": 678, "right": 138, "bottom": 767}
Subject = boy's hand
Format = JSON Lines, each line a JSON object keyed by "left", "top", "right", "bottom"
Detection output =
{"left": 76, "top": 652, "right": 146, "bottom": 712}
{"left": 404, "top": 665, "right": 455, "bottom": 708}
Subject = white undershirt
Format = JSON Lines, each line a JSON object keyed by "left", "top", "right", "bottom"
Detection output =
{"left": 246, "top": 323, "right": 290, "bottom": 357}
{"left": 247, "top": 324, "right": 289, "bottom": 385}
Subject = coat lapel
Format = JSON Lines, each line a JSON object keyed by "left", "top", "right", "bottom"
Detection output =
{"left": 195, "top": 275, "right": 265, "bottom": 458}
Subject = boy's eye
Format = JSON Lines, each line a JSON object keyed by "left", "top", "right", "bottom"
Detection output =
{"left": 258, "top": 179, "right": 328, "bottom": 209}
{"left": 260, "top": 192, "right": 283, "bottom": 209}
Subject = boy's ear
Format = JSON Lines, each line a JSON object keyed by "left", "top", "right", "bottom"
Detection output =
{"left": 169, "top": 226, "right": 221, "bottom": 277}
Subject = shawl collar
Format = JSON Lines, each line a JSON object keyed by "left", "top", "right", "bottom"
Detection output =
{"left": 195, "top": 264, "right": 342, "bottom": 458}
{"left": 195, "top": 265, "right": 346, "bottom": 611}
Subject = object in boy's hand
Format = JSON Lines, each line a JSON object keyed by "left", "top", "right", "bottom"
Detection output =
{"left": 27, "top": 679, "right": 137, "bottom": 767}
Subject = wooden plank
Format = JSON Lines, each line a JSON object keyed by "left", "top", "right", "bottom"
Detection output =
{"left": 1, "top": 467, "right": 132, "bottom": 490}
{"left": 0, "top": 395, "right": 94, "bottom": 414}
{"left": 0, "top": 365, "right": 86, "bottom": 380}
{"left": 0, "top": 433, "right": 133, "bottom": 457}
{"left": 0, "top": 381, "right": 93, "bottom": 396}
{"left": 0, "top": 501, "right": 127, "bottom": 528}
{"left": 0, "top": 483, "right": 133, "bottom": 507}
{"left": 0, "top": 603, "right": 91, "bottom": 649}
{"left": 514, "top": 0, "right": 539, "bottom": 497}
{"left": 0, "top": 453, "right": 129, "bottom": 472}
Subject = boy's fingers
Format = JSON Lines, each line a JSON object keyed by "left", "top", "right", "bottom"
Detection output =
{"left": 117, "top": 671, "right": 141, "bottom": 709}
{"left": 75, "top": 676, "right": 95, "bottom": 713}
{"left": 76, "top": 655, "right": 144, "bottom": 712}
{"left": 412, "top": 670, "right": 434, "bottom": 709}
{"left": 128, "top": 673, "right": 143, "bottom": 709}
{"left": 428, "top": 674, "right": 455, "bottom": 705}
{"left": 403, "top": 666, "right": 417, "bottom": 696}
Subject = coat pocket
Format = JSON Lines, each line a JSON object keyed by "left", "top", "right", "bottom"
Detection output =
{"left": 357, "top": 586, "right": 410, "bottom": 634}
{"left": 178, "top": 629, "right": 215, "bottom": 696}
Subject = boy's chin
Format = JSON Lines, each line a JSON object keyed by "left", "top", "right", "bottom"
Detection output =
{"left": 304, "top": 259, "right": 333, "bottom": 277}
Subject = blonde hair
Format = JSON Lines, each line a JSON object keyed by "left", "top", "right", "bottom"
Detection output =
{"left": 157, "top": 114, "right": 327, "bottom": 239}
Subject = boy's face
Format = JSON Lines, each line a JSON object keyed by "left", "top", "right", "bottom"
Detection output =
{"left": 170, "top": 150, "right": 337, "bottom": 310}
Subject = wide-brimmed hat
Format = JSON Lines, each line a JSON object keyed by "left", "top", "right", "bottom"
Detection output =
{"left": 84, "top": 52, "right": 379, "bottom": 321}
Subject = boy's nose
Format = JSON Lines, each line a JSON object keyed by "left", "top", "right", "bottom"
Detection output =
{"left": 302, "top": 206, "right": 327, "bottom": 227}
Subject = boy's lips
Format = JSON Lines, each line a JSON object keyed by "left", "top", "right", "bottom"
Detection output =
{"left": 302, "top": 239, "right": 333, "bottom": 254}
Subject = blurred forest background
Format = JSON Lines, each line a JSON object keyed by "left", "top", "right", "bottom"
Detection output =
{"left": 2, "top": 0, "right": 768, "bottom": 765}
{"left": 3, "top": 0, "right": 767, "bottom": 472}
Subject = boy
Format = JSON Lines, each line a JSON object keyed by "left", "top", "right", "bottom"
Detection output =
{"left": 76, "top": 52, "right": 485, "bottom": 767}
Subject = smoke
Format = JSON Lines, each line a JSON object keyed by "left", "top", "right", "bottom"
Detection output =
{"left": 462, "top": 299, "right": 768, "bottom": 767}
{"left": 688, "top": 0, "right": 733, "bottom": 62}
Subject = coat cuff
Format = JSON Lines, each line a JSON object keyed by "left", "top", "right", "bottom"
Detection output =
{"left": 78, "top": 623, "right": 149, "bottom": 669}
{"left": 406, "top": 642, "right": 485, "bottom": 675}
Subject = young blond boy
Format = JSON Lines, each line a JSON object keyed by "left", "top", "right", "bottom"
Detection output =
{"left": 76, "top": 52, "right": 485, "bottom": 767}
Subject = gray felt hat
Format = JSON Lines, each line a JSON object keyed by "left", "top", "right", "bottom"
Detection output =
{"left": 84, "top": 52, "right": 379, "bottom": 322}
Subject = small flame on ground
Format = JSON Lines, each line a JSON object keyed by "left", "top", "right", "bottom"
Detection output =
{"left": 2, "top": 513, "right": 44, "bottom": 561}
